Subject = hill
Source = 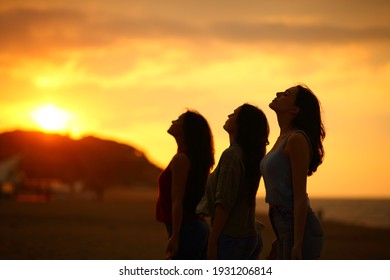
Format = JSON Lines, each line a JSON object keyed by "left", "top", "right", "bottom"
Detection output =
{"left": 0, "top": 130, "right": 162, "bottom": 196}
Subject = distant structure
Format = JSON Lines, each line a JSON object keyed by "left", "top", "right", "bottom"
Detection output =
{"left": 0, "top": 154, "right": 22, "bottom": 200}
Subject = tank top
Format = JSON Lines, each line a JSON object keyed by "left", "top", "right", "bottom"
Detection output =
{"left": 155, "top": 162, "right": 173, "bottom": 223}
{"left": 155, "top": 161, "right": 198, "bottom": 224}
{"left": 260, "top": 131, "right": 311, "bottom": 208}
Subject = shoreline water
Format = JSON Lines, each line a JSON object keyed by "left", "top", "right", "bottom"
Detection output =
{"left": 256, "top": 197, "right": 390, "bottom": 229}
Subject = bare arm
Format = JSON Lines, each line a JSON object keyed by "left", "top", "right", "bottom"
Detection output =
{"left": 285, "top": 133, "right": 310, "bottom": 259}
{"left": 166, "top": 153, "right": 190, "bottom": 259}
{"left": 207, "top": 148, "right": 242, "bottom": 259}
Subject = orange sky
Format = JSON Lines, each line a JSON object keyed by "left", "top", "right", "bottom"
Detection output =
{"left": 1, "top": 0, "right": 389, "bottom": 198}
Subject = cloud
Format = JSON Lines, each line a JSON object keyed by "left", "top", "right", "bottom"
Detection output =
{"left": 211, "top": 21, "right": 390, "bottom": 44}
{"left": 0, "top": 9, "right": 87, "bottom": 53}
{"left": 2, "top": 6, "right": 390, "bottom": 57}
{"left": 0, "top": 8, "right": 200, "bottom": 55}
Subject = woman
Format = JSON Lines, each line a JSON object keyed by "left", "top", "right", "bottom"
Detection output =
{"left": 156, "top": 110, "right": 214, "bottom": 259}
{"left": 260, "top": 84, "right": 325, "bottom": 259}
{"left": 202, "top": 104, "right": 269, "bottom": 259}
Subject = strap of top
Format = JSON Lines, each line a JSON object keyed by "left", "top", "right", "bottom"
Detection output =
{"left": 283, "top": 130, "right": 313, "bottom": 159}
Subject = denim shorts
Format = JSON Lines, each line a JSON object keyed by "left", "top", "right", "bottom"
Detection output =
{"left": 269, "top": 205, "right": 323, "bottom": 259}
{"left": 165, "top": 219, "right": 210, "bottom": 260}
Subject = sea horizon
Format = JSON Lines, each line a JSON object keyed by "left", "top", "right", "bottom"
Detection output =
{"left": 256, "top": 197, "right": 390, "bottom": 229}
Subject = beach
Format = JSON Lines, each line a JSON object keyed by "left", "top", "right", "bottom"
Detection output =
{"left": 1, "top": 188, "right": 389, "bottom": 260}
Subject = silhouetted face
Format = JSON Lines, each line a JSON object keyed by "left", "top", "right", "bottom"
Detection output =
{"left": 224, "top": 106, "right": 241, "bottom": 135}
{"left": 168, "top": 113, "right": 185, "bottom": 138}
{"left": 269, "top": 86, "right": 299, "bottom": 113}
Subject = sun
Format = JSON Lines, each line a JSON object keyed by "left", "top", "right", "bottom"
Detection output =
{"left": 31, "top": 104, "right": 73, "bottom": 133}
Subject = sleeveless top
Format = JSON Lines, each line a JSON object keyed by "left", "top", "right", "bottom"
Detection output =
{"left": 155, "top": 161, "right": 198, "bottom": 224}
{"left": 155, "top": 162, "right": 173, "bottom": 223}
{"left": 260, "top": 131, "right": 311, "bottom": 208}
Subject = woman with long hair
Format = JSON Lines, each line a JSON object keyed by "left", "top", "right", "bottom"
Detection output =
{"left": 260, "top": 84, "right": 325, "bottom": 259}
{"left": 156, "top": 110, "right": 214, "bottom": 259}
{"left": 201, "top": 103, "right": 269, "bottom": 259}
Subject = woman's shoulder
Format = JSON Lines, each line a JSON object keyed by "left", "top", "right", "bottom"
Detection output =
{"left": 169, "top": 152, "right": 190, "bottom": 172}
{"left": 171, "top": 152, "right": 190, "bottom": 169}
{"left": 170, "top": 153, "right": 191, "bottom": 174}
{"left": 288, "top": 130, "right": 310, "bottom": 145}
{"left": 221, "top": 144, "right": 242, "bottom": 160}
{"left": 285, "top": 131, "right": 310, "bottom": 154}
{"left": 289, "top": 130, "right": 308, "bottom": 140}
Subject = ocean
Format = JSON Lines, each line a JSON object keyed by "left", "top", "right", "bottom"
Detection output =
{"left": 256, "top": 198, "right": 390, "bottom": 229}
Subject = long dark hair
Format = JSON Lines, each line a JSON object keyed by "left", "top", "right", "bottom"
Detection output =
{"left": 236, "top": 104, "right": 269, "bottom": 199}
{"left": 293, "top": 85, "right": 325, "bottom": 176}
{"left": 182, "top": 110, "right": 215, "bottom": 213}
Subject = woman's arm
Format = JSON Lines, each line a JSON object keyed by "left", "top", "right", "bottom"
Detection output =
{"left": 166, "top": 153, "right": 190, "bottom": 259}
{"left": 208, "top": 204, "right": 229, "bottom": 259}
{"left": 285, "top": 133, "right": 310, "bottom": 259}
{"left": 208, "top": 147, "right": 243, "bottom": 259}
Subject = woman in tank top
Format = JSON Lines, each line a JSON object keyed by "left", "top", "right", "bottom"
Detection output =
{"left": 156, "top": 110, "right": 214, "bottom": 259}
{"left": 260, "top": 85, "right": 325, "bottom": 259}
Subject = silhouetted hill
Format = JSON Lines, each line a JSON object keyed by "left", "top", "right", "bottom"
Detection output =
{"left": 0, "top": 130, "right": 162, "bottom": 190}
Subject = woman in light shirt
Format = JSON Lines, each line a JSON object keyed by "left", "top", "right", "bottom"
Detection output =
{"left": 200, "top": 103, "right": 269, "bottom": 259}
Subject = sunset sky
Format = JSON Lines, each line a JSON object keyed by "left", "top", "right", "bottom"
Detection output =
{"left": 1, "top": 0, "right": 389, "bottom": 198}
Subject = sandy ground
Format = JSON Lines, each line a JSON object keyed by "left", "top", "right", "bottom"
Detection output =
{"left": 0, "top": 188, "right": 389, "bottom": 260}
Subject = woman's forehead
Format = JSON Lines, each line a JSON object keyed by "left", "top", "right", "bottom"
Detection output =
{"left": 285, "top": 86, "right": 298, "bottom": 96}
